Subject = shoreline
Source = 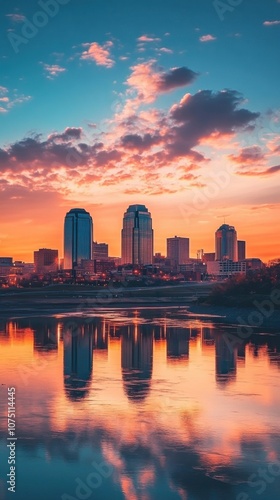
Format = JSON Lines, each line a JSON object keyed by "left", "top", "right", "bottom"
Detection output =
{"left": 0, "top": 297, "right": 280, "bottom": 330}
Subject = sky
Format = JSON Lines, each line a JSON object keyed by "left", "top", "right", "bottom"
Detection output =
{"left": 0, "top": 0, "right": 280, "bottom": 262}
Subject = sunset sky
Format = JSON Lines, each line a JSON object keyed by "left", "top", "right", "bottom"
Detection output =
{"left": 0, "top": 0, "right": 280, "bottom": 262}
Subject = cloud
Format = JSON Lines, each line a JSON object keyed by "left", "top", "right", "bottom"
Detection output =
{"left": 80, "top": 41, "right": 114, "bottom": 67}
{"left": 167, "top": 89, "right": 260, "bottom": 159}
{"left": 0, "top": 85, "right": 261, "bottom": 197}
{"left": 120, "top": 133, "right": 161, "bottom": 151}
{"left": 126, "top": 62, "right": 197, "bottom": 104}
{"left": 6, "top": 13, "right": 26, "bottom": 22}
{"left": 0, "top": 86, "right": 8, "bottom": 95}
{"left": 48, "top": 127, "right": 83, "bottom": 142}
{"left": 263, "top": 20, "right": 280, "bottom": 26}
{"left": 158, "top": 67, "right": 198, "bottom": 91}
{"left": 137, "top": 35, "right": 161, "bottom": 42}
{"left": 237, "top": 165, "right": 280, "bottom": 176}
{"left": 42, "top": 64, "right": 66, "bottom": 79}
{"left": 158, "top": 47, "right": 173, "bottom": 54}
{"left": 228, "top": 146, "right": 265, "bottom": 164}
{"left": 0, "top": 87, "right": 31, "bottom": 113}
{"left": 199, "top": 34, "right": 217, "bottom": 42}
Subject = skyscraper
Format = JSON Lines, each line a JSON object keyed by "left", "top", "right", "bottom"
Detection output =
{"left": 64, "top": 208, "right": 93, "bottom": 269}
{"left": 215, "top": 224, "right": 237, "bottom": 261}
{"left": 121, "top": 204, "right": 153, "bottom": 265}
{"left": 167, "top": 236, "right": 190, "bottom": 269}
{"left": 238, "top": 240, "right": 246, "bottom": 261}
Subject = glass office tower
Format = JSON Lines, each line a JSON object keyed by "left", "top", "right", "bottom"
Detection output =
{"left": 64, "top": 208, "right": 93, "bottom": 269}
{"left": 215, "top": 224, "right": 237, "bottom": 261}
{"left": 121, "top": 204, "right": 153, "bottom": 265}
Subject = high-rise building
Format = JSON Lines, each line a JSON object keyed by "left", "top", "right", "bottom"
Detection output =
{"left": 121, "top": 204, "right": 153, "bottom": 265}
{"left": 238, "top": 240, "right": 246, "bottom": 261}
{"left": 93, "top": 242, "right": 109, "bottom": 260}
{"left": 34, "top": 248, "right": 58, "bottom": 274}
{"left": 215, "top": 224, "right": 237, "bottom": 261}
{"left": 64, "top": 208, "right": 93, "bottom": 269}
{"left": 167, "top": 236, "right": 190, "bottom": 269}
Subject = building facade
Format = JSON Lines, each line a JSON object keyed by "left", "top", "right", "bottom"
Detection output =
{"left": 167, "top": 236, "right": 190, "bottom": 269}
{"left": 237, "top": 240, "right": 246, "bottom": 261}
{"left": 93, "top": 242, "right": 109, "bottom": 260}
{"left": 121, "top": 205, "right": 153, "bottom": 265}
{"left": 64, "top": 208, "right": 93, "bottom": 269}
{"left": 207, "top": 260, "right": 246, "bottom": 278}
{"left": 34, "top": 248, "right": 58, "bottom": 274}
{"left": 215, "top": 224, "right": 237, "bottom": 261}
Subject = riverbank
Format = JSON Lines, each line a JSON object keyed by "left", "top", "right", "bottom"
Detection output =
{"left": 0, "top": 292, "right": 280, "bottom": 330}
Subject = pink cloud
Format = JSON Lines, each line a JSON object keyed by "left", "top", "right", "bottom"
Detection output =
{"left": 42, "top": 64, "right": 66, "bottom": 79}
{"left": 199, "top": 34, "right": 217, "bottom": 42}
{"left": 228, "top": 146, "right": 265, "bottom": 164}
{"left": 137, "top": 35, "right": 161, "bottom": 42}
{"left": 263, "top": 20, "right": 280, "bottom": 26}
{"left": 126, "top": 62, "right": 197, "bottom": 103}
{"left": 80, "top": 41, "right": 114, "bottom": 67}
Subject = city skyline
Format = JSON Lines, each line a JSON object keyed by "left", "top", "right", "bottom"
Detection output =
{"left": 0, "top": 0, "right": 280, "bottom": 262}
{"left": 1, "top": 205, "right": 257, "bottom": 264}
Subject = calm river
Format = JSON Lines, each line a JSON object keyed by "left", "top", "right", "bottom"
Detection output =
{"left": 0, "top": 308, "right": 279, "bottom": 500}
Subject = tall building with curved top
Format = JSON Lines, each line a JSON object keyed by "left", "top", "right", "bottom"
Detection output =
{"left": 121, "top": 204, "right": 153, "bottom": 265}
{"left": 215, "top": 224, "right": 237, "bottom": 261}
{"left": 64, "top": 208, "right": 93, "bottom": 269}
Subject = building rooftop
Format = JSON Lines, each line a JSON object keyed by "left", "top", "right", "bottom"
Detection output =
{"left": 126, "top": 204, "right": 149, "bottom": 213}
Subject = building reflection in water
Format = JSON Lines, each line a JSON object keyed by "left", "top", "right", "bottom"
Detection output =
{"left": 33, "top": 319, "right": 58, "bottom": 353}
{"left": 63, "top": 324, "right": 93, "bottom": 401}
{"left": 121, "top": 324, "right": 153, "bottom": 403}
{"left": 93, "top": 318, "right": 108, "bottom": 352}
{"left": 215, "top": 333, "right": 237, "bottom": 387}
{"left": 166, "top": 327, "right": 190, "bottom": 362}
{"left": 267, "top": 336, "right": 280, "bottom": 370}
{"left": 201, "top": 326, "right": 215, "bottom": 347}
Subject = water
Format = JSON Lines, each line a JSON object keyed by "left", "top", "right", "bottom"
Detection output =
{"left": 0, "top": 309, "right": 280, "bottom": 500}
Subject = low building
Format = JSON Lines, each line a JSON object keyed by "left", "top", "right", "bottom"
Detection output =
{"left": 34, "top": 248, "right": 59, "bottom": 274}
{"left": 207, "top": 260, "right": 246, "bottom": 278}
{"left": 93, "top": 242, "right": 109, "bottom": 260}
{"left": 202, "top": 252, "right": 215, "bottom": 263}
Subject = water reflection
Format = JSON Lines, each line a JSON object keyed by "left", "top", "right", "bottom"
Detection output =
{"left": 121, "top": 325, "right": 153, "bottom": 402}
{"left": 215, "top": 333, "right": 237, "bottom": 387}
{"left": 166, "top": 327, "right": 189, "bottom": 362}
{"left": 33, "top": 319, "right": 58, "bottom": 353}
{"left": 0, "top": 310, "right": 280, "bottom": 500}
{"left": 64, "top": 324, "right": 93, "bottom": 400}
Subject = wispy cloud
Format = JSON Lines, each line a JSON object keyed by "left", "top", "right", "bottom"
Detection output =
{"left": 263, "top": 20, "right": 280, "bottom": 26}
{"left": 137, "top": 35, "right": 161, "bottom": 43}
{"left": 0, "top": 87, "right": 31, "bottom": 113}
{"left": 80, "top": 41, "right": 114, "bottom": 67}
{"left": 237, "top": 165, "right": 280, "bottom": 176}
{"left": 42, "top": 64, "right": 67, "bottom": 79}
{"left": 199, "top": 34, "right": 217, "bottom": 42}
{"left": 6, "top": 13, "right": 26, "bottom": 22}
{"left": 0, "top": 86, "right": 8, "bottom": 95}
{"left": 158, "top": 47, "right": 173, "bottom": 54}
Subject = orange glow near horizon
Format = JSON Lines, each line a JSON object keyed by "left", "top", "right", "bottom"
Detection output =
{"left": 0, "top": 191, "right": 279, "bottom": 263}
